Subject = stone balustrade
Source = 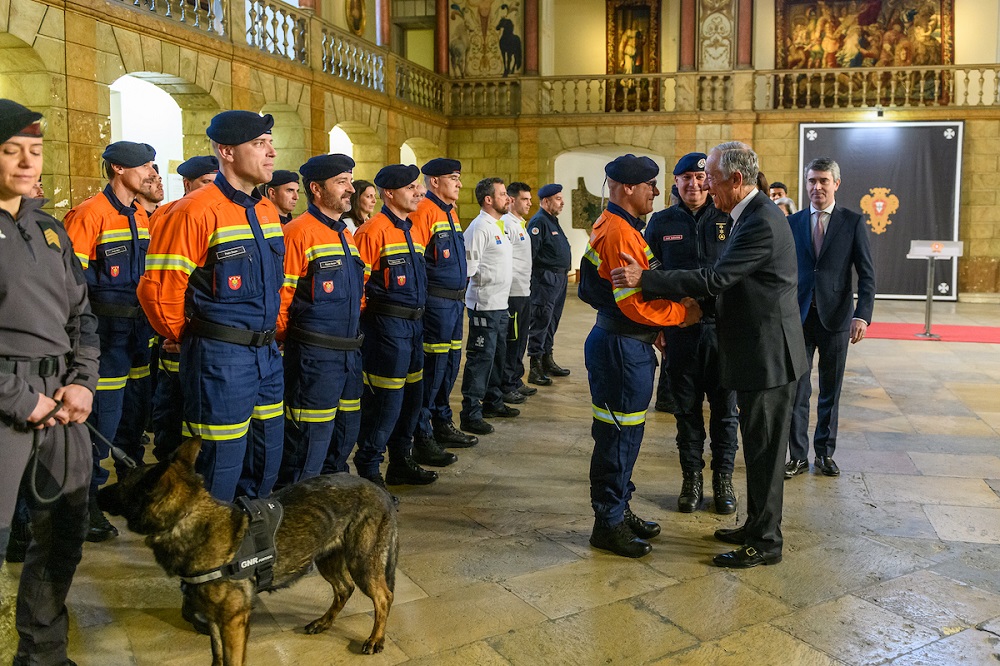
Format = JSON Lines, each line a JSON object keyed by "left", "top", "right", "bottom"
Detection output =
{"left": 116, "top": 0, "right": 224, "bottom": 35}
{"left": 245, "top": 0, "right": 308, "bottom": 64}
{"left": 320, "top": 25, "right": 385, "bottom": 93}
{"left": 395, "top": 60, "right": 445, "bottom": 114}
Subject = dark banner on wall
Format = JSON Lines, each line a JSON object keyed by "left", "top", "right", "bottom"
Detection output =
{"left": 799, "top": 122, "right": 962, "bottom": 300}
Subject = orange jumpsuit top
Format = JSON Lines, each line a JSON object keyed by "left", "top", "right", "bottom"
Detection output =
{"left": 354, "top": 206, "right": 428, "bottom": 311}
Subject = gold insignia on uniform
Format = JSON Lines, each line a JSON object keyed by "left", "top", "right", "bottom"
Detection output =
{"left": 43, "top": 228, "right": 61, "bottom": 249}
{"left": 860, "top": 187, "right": 899, "bottom": 235}
{"left": 716, "top": 221, "right": 727, "bottom": 241}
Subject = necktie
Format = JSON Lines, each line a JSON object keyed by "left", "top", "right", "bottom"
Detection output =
{"left": 813, "top": 211, "right": 826, "bottom": 256}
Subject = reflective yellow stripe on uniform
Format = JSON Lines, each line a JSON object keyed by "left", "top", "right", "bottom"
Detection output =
{"left": 208, "top": 225, "right": 257, "bottom": 247}
{"left": 305, "top": 243, "right": 348, "bottom": 261}
{"left": 592, "top": 404, "right": 646, "bottom": 427}
{"left": 423, "top": 341, "right": 451, "bottom": 354}
{"left": 146, "top": 254, "right": 198, "bottom": 274}
{"left": 261, "top": 223, "right": 283, "bottom": 239}
{"left": 450, "top": 339, "right": 463, "bottom": 350}
{"left": 285, "top": 405, "right": 337, "bottom": 423}
{"left": 75, "top": 252, "right": 90, "bottom": 269}
{"left": 430, "top": 221, "right": 453, "bottom": 234}
{"left": 406, "top": 369, "right": 423, "bottom": 384}
{"left": 584, "top": 244, "right": 601, "bottom": 268}
{"left": 128, "top": 365, "right": 151, "bottom": 380}
{"left": 363, "top": 373, "right": 405, "bottom": 390}
{"left": 252, "top": 402, "right": 284, "bottom": 420}
{"left": 182, "top": 418, "right": 252, "bottom": 441}
{"left": 338, "top": 398, "right": 361, "bottom": 412}
{"left": 614, "top": 287, "right": 641, "bottom": 303}
{"left": 96, "top": 375, "right": 128, "bottom": 391}
{"left": 98, "top": 229, "right": 144, "bottom": 244}
{"left": 159, "top": 358, "right": 179, "bottom": 373}
{"left": 283, "top": 274, "right": 299, "bottom": 288}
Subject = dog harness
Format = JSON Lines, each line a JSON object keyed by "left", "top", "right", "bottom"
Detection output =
{"left": 180, "top": 497, "right": 284, "bottom": 591}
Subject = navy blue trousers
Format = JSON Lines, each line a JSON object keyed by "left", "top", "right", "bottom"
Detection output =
{"left": 528, "top": 269, "right": 567, "bottom": 358}
{"left": 417, "top": 296, "right": 464, "bottom": 436}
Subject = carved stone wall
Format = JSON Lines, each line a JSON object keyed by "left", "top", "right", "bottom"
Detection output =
{"left": 698, "top": 0, "right": 736, "bottom": 71}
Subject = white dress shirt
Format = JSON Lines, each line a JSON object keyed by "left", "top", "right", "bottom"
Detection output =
{"left": 464, "top": 209, "right": 513, "bottom": 311}
{"left": 500, "top": 212, "right": 532, "bottom": 298}
{"left": 729, "top": 187, "right": 760, "bottom": 227}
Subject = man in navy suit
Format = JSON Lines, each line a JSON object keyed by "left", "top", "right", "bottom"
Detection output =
{"left": 612, "top": 142, "right": 808, "bottom": 568}
{"left": 785, "top": 158, "right": 876, "bottom": 479}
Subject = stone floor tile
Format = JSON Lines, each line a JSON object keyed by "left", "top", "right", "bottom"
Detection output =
{"left": 385, "top": 581, "right": 547, "bottom": 658}
{"left": 785, "top": 499, "right": 940, "bottom": 540}
{"left": 502, "top": 557, "right": 676, "bottom": 619}
{"left": 865, "top": 432, "right": 1000, "bottom": 454}
{"left": 864, "top": 474, "right": 1000, "bottom": 507}
{"left": 654, "top": 623, "right": 845, "bottom": 666}
{"left": 886, "top": 628, "right": 1000, "bottom": 665}
{"left": 637, "top": 573, "right": 792, "bottom": 642}
{"left": 923, "top": 505, "right": 1000, "bottom": 544}
{"left": 401, "top": 640, "right": 511, "bottom": 666}
{"left": 931, "top": 545, "right": 1000, "bottom": 595}
{"left": 907, "top": 414, "right": 999, "bottom": 436}
{"left": 907, "top": 452, "right": 1000, "bottom": 478}
{"left": 488, "top": 598, "right": 696, "bottom": 665}
{"left": 832, "top": 450, "right": 919, "bottom": 474}
{"left": 859, "top": 569, "right": 1000, "bottom": 633}
{"left": 773, "top": 595, "right": 939, "bottom": 666}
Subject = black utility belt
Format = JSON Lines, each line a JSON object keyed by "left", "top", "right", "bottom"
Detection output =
{"left": 188, "top": 318, "right": 276, "bottom": 347}
{"left": 0, "top": 355, "right": 64, "bottom": 378}
{"left": 287, "top": 326, "right": 364, "bottom": 351}
{"left": 427, "top": 286, "right": 466, "bottom": 301}
{"left": 365, "top": 301, "right": 424, "bottom": 320}
{"left": 595, "top": 313, "right": 659, "bottom": 344}
{"left": 91, "top": 302, "right": 144, "bottom": 319}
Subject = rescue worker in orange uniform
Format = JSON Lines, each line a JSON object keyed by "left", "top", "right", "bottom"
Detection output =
{"left": 63, "top": 140, "right": 157, "bottom": 542}
{"left": 138, "top": 111, "right": 285, "bottom": 502}
{"left": 147, "top": 155, "right": 218, "bottom": 462}
{"left": 353, "top": 164, "right": 437, "bottom": 493}
{"left": 276, "top": 154, "right": 365, "bottom": 484}
{"left": 579, "top": 154, "right": 701, "bottom": 558}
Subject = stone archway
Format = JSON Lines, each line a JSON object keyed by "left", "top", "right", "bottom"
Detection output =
{"left": 131, "top": 72, "right": 221, "bottom": 159}
{"left": 261, "top": 102, "right": 309, "bottom": 173}
{"left": 322, "top": 91, "right": 387, "bottom": 182}
{"left": 400, "top": 137, "right": 442, "bottom": 169}
{"left": 332, "top": 121, "right": 384, "bottom": 183}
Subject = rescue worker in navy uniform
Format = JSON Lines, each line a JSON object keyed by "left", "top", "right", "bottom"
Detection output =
{"left": 579, "top": 154, "right": 701, "bottom": 558}
{"left": 138, "top": 111, "right": 285, "bottom": 503}
{"left": 147, "top": 155, "right": 219, "bottom": 463}
{"left": 409, "top": 157, "right": 476, "bottom": 464}
{"left": 262, "top": 169, "right": 300, "bottom": 225}
{"left": 353, "top": 164, "right": 437, "bottom": 492}
{"left": 645, "top": 153, "right": 739, "bottom": 515}
{"left": 276, "top": 154, "right": 365, "bottom": 483}
{"left": 64, "top": 140, "right": 157, "bottom": 543}
{"left": 0, "top": 99, "right": 100, "bottom": 666}
{"left": 526, "top": 183, "right": 572, "bottom": 385}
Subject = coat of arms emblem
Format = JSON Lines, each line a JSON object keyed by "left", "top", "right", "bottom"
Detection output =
{"left": 860, "top": 187, "right": 899, "bottom": 235}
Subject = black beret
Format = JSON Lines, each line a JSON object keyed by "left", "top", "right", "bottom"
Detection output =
{"left": 421, "top": 158, "right": 462, "bottom": 176}
{"left": 537, "top": 183, "right": 563, "bottom": 199}
{"left": 673, "top": 152, "right": 707, "bottom": 176}
{"left": 299, "top": 154, "right": 355, "bottom": 182}
{"left": 102, "top": 141, "right": 156, "bottom": 168}
{"left": 176, "top": 155, "right": 219, "bottom": 180}
{"left": 206, "top": 111, "right": 274, "bottom": 145}
{"left": 0, "top": 99, "right": 42, "bottom": 145}
{"left": 374, "top": 164, "right": 420, "bottom": 190}
{"left": 605, "top": 154, "right": 659, "bottom": 185}
{"left": 267, "top": 170, "right": 299, "bottom": 188}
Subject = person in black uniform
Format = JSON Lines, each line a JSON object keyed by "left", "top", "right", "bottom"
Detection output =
{"left": 645, "top": 153, "right": 738, "bottom": 515}
{"left": 0, "top": 99, "right": 101, "bottom": 665}
{"left": 526, "top": 183, "right": 572, "bottom": 385}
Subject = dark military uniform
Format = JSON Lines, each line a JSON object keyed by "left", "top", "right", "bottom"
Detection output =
{"left": 526, "top": 207, "right": 571, "bottom": 361}
{"left": 645, "top": 198, "right": 738, "bottom": 476}
{"left": 0, "top": 196, "right": 100, "bottom": 664}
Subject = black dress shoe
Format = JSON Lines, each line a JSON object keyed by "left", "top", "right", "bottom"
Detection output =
{"left": 590, "top": 521, "right": 652, "bottom": 558}
{"left": 412, "top": 434, "right": 458, "bottom": 467}
{"left": 542, "top": 353, "right": 570, "bottom": 377}
{"left": 784, "top": 459, "right": 808, "bottom": 479}
{"left": 623, "top": 507, "right": 660, "bottom": 539}
{"left": 517, "top": 384, "right": 537, "bottom": 396}
{"left": 385, "top": 457, "right": 438, "bottom": 485}
{"left": 482, "top": 404, "right": 519, "bottom": 418}
{"left": 713, "top": 526, "right": 747, "bottom": 545}
{"left": 501, "top": 391, "right": 527, "bottom": 404}
{"left": 713, "top": 545, "right": 781, "bottom": 568}
{"left": 815, "top": 456, "right": 840, "bottom": 476}
{"left": 460, "top": 418, "right": 494, "bottom": 435}
{"left": 434, "top": 421, "right": 479, "bottom": 448}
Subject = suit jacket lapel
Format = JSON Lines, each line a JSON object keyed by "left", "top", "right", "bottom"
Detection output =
{"left": 817, "top": 206, "right": 844, "bottom": 260}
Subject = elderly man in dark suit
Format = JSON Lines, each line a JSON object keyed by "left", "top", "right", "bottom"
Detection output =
{"left": 785, "top": 157, "right": 875, "bottom": 479}
{"left": 612, "top": 141, "right": 807, "bottom": 568}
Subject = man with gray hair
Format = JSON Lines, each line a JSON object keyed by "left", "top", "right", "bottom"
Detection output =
{"left": 785, "top": 157, "right": 875, "bottom": 480}
{"left": 612, "top": 141, "right": 807, "bottom": 568}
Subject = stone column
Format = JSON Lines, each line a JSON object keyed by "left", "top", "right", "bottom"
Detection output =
{"left": 680, "top": 0, "right": 696, "bottom": 71}
{"left": 737, "top": 0, "right": 753, "bottom": 68}
{"left": 436, "top": 0, "right": 449, "bottom": 74}
{"left": 379, "top": 0, "right": 391, "bottom": 46}
{"left": 524, "top": 0, "right": 539, "bottom": 75}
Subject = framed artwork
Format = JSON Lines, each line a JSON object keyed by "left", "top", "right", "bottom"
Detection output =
{"left": 605, "top": 0, "right": 660, "bottom": 112}
{"left": 776, "top": 0, "right": 953, "bottom": 70}
{"left": 346, "top": 0, "right": 366, "bottom": 37}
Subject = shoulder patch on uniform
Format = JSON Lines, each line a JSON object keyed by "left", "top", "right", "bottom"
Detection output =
{"left": 43, "top": 227, "right": 61, "bottom": 249}
{"left": 531, "top": 227, "right": 539, "bottom": 235}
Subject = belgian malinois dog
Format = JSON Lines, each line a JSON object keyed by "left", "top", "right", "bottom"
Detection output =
{"left": 98, "top": 437, "right": 398, "bottom": 665}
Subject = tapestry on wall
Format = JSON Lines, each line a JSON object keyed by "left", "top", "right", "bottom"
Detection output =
{"left": 776, "top": 0, "right": 953, "bottom": 70}
{"left": 449, "top": 0, "right": 524, "bottom": 78}
{"left": 605, "top": 0, "right": 661, "bottom": 112}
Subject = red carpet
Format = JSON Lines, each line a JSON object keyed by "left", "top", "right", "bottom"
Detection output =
{"left": 866, "top": 322, "right": 1000, "bottom": 343}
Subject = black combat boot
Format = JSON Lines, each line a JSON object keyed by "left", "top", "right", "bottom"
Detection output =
{"left": 677, "top": 470, "right": 703, "bottom": 513}
{"left": 528, "top": 357, "right": 552, "bottom": 386}
{"left": 623, "top": 506, "right": 660, "bottom": 539}
{"left": 412, "top": 433, "right": 458, "bottom": 467}
{"left": 86, "top": 489, "right": 119, "bottom": 542}
{"left": 713, "top": 471, "right": 737, "bottom": 515}
{"left": 386, "top": 456, "right": 438, "bottom": 485}
{"left": 590, "top": 520, "right": 652, "bottom": 558}
{"left": 542, "top": 353, "right": 570, "bottom": 377}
